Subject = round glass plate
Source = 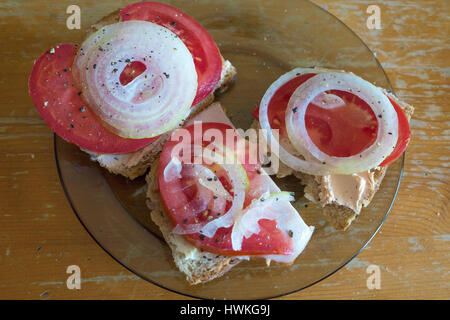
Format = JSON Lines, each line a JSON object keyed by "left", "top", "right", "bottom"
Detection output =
{"left": 55, "top": 0, "right": 403, "bottom": 299}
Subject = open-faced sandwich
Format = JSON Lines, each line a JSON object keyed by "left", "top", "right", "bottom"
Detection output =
{"left": 146, "top": 102, "right": 314, "bottom": 284}
{"left": 28, "top": 1, "right": 414, "bottom": 286}
{"left": 252, "top": 67, "right": 414, "bottom": 230}
{"left": 29, "top": 1, "right": 236, "bottom": 179}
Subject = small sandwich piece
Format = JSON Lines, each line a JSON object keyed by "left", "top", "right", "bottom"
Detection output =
{"left": 252, "top": 67, "right": 414, "bottom": 230}
{"left": 29, "top": 2, "right": 236, "bottom": 180}
{"left": 146, "top": 103, "right": 314, "bottom": 285}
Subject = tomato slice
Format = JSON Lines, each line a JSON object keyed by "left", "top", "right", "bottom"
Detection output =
{"left": 378, "top": 97, "right": 411, "bottom": 166}
{"left": 158, "top": 122, "right": 293, "bottom": 256}
{"left": 121, "top": 1, "right": 222, "bottom": 106}
{"left": 119, "top": 61, "right": 147, "bottom": 86}
{"left": 253, "top": 73, "right": 411, "bottom": 164}
{"left": 28, "top": 43, "right": 156, "bottom": 153}
{"left": 305, "top": 90, "right": 378, "bottom": 157}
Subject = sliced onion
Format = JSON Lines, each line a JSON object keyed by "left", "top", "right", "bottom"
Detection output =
{"left": 231, "top": 192, "right": 314, "bottom": 263}
{"left": 259, "top": 69, "right": 330, "bottom": 175}
{"left": 259, "top": 68, "right": 399, "bottom": 175}
{"left": 73, "top": 21, "right": 197, "bottom": 139}
{"left": 183, "top": 164, "right": 232, "bottom": 200}
{"left": 286, "top": 71, "right": 398, "bottom": 174}
{"left": 163, "top": 156, "right": 182, "bottom": 182}
{"left": 168, "top": 145, "right": 249, "bottom": 237}
{"left": 198, "top": 149, "right": 249, "bottom": 238}
{"left": 311, "top": 92, "right": 345, "bottom": 109}
{"left": 231, "top": 191, "right": 290, "bottom": 251}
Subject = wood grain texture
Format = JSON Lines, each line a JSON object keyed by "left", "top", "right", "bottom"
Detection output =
{"left": 0, "top": 0, "right": 448, "bottom": 299}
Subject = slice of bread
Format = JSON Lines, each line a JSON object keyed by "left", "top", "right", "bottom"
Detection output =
{"left": 252, "top": 87, "right": 414, "bottom": 231}
{"left": 82, "top": 9, "right": 237, "bottom": 180}
{"left": 146, "top": 158, "right": 243, "bottom": 285}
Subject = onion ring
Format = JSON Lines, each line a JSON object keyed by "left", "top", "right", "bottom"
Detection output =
{"left": 259, "top": 68, "right": 399, "bottom": 175}
{"left": 231, "top": 192, "right": 314, "bottom": 263}
{"left": 170, "top": 147, "right": 249, "bottom": 237}
{"left": 197, "top": 147, "right": 249, "bottom": 238}
{"left": 73, "top": 21, "right": 198, "bottom": 139}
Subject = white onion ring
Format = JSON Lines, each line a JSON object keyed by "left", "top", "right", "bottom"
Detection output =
{"left": 163, "top": 157, "right": 182, "bottom": 182}
{"left": 231, "top": 192, "right": 314, "bottom": 263}
{"left": 259, "top": 69, "right": 329, "bottom": 175}
{"left": 231, "top": 192, "right": 292, "bottom": 251}
{"left": 73, "top": 21, "right": 198, "bottom": 139}
{"left": 185, "top": 165, "right": 232, "bottom": 200}
{"left": 170, "top": 147, "right": 248, "bottom": 237}
{"left": 311, "top": 92, "right": 345, "bottom": 109}
{"left": 286, "top": 71, "right": 398, "bottom": 174}
{"left": 259, "top": 68, "right": 399, "bottom": 175}
{"left": 198, "top": 149, "right": 248, "bottom": 238}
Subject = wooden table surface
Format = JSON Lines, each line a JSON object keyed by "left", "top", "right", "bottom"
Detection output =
{"left": 0, "top": 0, "right": 448, "bottom": 300}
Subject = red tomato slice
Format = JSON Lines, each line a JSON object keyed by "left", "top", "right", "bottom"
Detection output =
{"left": 119, "top": 61, "right": 147, "bottom": 86}
{"left": 379, "top": 97, "right": 411, "bottom": 166}
{"left": 158, "top": 122, "right": 293, "bottom": 256}
{"left": 121, "top": 1, "right": 222, "bottom": 106}
{"left": 28, "top": 43, "right": 156, "bottom": 153}
{"left": 253, "top": 73, "right": 411, "bottom": 164}
{"left": 306, "top": 90, "right": 378, "bottom": 157}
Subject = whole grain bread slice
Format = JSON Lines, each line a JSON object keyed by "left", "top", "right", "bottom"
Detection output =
{"left": 81, "top": 9, "right": 237, "bottom": 180}
{"left": 145, "top": 158, "right": 242, "bottom": 285}
{"left": 253, "top": 89, "right": 414, "bottom": 231}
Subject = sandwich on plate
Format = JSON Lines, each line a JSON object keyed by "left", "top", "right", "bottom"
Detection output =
{"left": 146, "top": 103, "right": 314, "bottom": 284}
{"left": 252, "top": 67, "right": 414, "bottom": 230}
{"left": 28, "top": 1, "right": 315, "bottom": 285}
{"left": 28, "top": 1, "right": 236, "bottom": 179}
{"left": 28, "top": 1, "right": 412, "bottom": 285}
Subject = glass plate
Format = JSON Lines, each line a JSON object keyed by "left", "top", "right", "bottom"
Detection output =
{"left": 55, "top": 0, "right": 403, "bottom": 299}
